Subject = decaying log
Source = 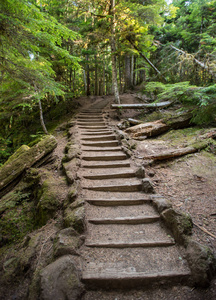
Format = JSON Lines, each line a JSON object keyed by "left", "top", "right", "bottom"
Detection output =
{"left": 111, "top": 101, "right": 172, "bottom": 109}
{"left": 143, "top": 140, "right": 210, "bottom": 161}
{"left": 126, "top": 120, "right": 169, "bottom": 138}
{"left": 126, "top": 113, "right": 192, "bottom": 139}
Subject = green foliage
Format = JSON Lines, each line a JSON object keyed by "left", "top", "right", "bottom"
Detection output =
{"left": 144, "top": 81, "right": 216, "bottom": 125}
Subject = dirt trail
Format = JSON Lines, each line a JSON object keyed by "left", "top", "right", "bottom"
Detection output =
{"left": 73, "top": 100, "right": 196, "bottom": 298}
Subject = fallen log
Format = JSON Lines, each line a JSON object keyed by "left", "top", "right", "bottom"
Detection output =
{"left": 0, "top": 135, "right": 57, "bottom": 197}
{"left": 143, "top": 140, "right": 210, "bottom": 161}
{"left": 125, "top": 112, "right": 192, "bottom": 138}
{"left": 111, "top": 101, "right": 172, "bottom": 109}
{"left": 128, "top": 118, "right": 142, "bottom": 125}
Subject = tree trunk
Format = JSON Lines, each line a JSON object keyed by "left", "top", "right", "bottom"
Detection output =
{"left": 110, "top": 0, "right": 120, "bottom": 104}
{"left": 131, "top": 55, "right": 134, "bottom": 86}
{"left": 38, "top": 99, "right": 48, "bottom": 135}
{"left": 125, "top": 54, "right": 131, "bottom": 90}
{"left": 86, "top": 54, "right": 91, "bottom": 96}
{"left": 94, "top": 53, "right": 98, "bottom": 96}
{"left": 83, "top": 69, "right": 87, "bottom": 94}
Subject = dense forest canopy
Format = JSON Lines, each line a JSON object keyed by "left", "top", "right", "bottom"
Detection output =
{"left": 0, "top": 0, "right": 216, "bottom": 163}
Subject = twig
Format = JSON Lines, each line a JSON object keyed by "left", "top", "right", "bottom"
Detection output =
{"left": 194, "top": 222, "right": 216, "bottom": 239}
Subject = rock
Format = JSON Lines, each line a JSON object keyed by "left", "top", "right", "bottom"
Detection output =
{"left": 0, "top": 135, "right": 57, "bottom": 196}
{"left": 62, "top": 158, "right": 78, "bottom": 184}
{"left": 135, "top": 166, "right": 145, "bottom": 178}
{"left": 36, "top": 170, "right": 66, "bottom": 225}
{"left": 117, "top": 120, "right": 130, "bottom": 130}
{"left": 64, "top": 206, "right": 85, "bottom": 233}
{"left": 161, "top": 208, "right": 193, "bottom": 246}
{"left": 54, "top": 228, "right": 82, "bottom": 258}
{"left": 40, "top": 255, "right": 84, "bottom": 300}
{"left": 186, "top": 240, "right": 216, "bottom": 287}
{"left": 62, "top": 143, "right": 80, "bottom": 163}
{"left": 151, "top": 195, "right": 172, "bottom": 213}
{"left": 142, "top": 178, "right": 155, "bottom": 193}
{"left": 115, "top": 129, "right": 129, "bottom": 140}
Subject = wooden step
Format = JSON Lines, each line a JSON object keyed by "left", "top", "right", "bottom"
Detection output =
{"left": 82, "top": 169, "right": 136, "bottom": 180}
{"left": 85, "top": 240, "right": 175, "bottom": 248}
{"left": 81, "top": 135, "right": 116, "bottom": 141}
{"left": 82, "top": 160, "right": 131, "bottom": 168}
{"left": 79, "top": 126, "right": 108, "bottom": 130}
{"left": 82, "top": 152, "right": 127, "bottom": 161}
{"left": 81, "top": 146, "right": 122, "bottom": 152}
{"left": 82, "top": 178, "right": 142, "bottom": 192}
{"left": 78, "top": 122, "right": 106, "bottom": 126}
{"left": 86, "top": 198, "right": 151, "bottom": 206}
{"left": 81, "top": 246, "right": 191, "bottom": 288}
{"left": 88, "top": 216, "right": 160, "bottom": 224}
{"left": 81, "top": 140, "right": 119, "bottom": 147}
{"left": 80, "top": 131, "right": 112, "bottom": 136}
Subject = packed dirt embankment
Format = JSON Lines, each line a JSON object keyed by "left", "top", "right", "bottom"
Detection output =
{"left": 0, "top": 94, "right": 215, "bottom": 300}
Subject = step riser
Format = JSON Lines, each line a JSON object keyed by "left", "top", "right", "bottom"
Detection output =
{"left": 83, "top": 184, "right": 142, "bottom": 192}
{"left": 82, "top": 163, "right": 131, "bottom": 169}
{"left": 81, "top": 148, "right": 121, "bottom": 152}
{"left": 82, "top": 273, "right": 190, "bottom": 290}
{"left": 88, "top": 217, "right": 160, "bottom": 224}
{"left": 81, "top": 141, "right": 119, "bottom": 147}
{"left": 80, "top": 132, "right": 112, "bottom": 136}
{"left": 79, "top": 126, "right": 107, "bottom": 130}
{"left": 86, "top": 241, "right": 175, "bottom": 248}
{"left": 86, "top": 199, "right": 151, "bottom": 206}
{"left": 78, "top": 122, "right": 106, "bottom": 126}
{"left": 82, "top": 155, "right": 126, "bottom": 161}
{"left": 81, "top": 136, "right": 116, "bottom": 141}
{"left": 83, "top": 173, "right": 136, "bottom": 180}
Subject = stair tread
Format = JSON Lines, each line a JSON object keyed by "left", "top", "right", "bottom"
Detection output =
{"left": 88, "top": 216, "right": 160, "bottom": 224}
{"left": 82, "top": 160, "right": 131, "bottom": 168}
{"left": 81, "top": 246, "right": 191, "bottom": 281}
{"left": 86, "top": 222, "right": 173, "bottom": 245}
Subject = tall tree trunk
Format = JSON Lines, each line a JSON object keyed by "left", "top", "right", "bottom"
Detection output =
{"left": 38, "top": 99, "right": 48, "bottom": 135}
{"left": 103, "top": 58, "right": 106, "bottom": 95}
{"left": 86, "top": 54, "right": 90, "bottom": 96}
{"left": 110, "top": 0, "right": 120, "bottom": 104}
{"left": 131, "top": 55, "right": 134, "bottom": 87}
{"left": 118, "top": 56, "right": 122, "bottom": 93}
{"left": 83, "top": 69, "right": 87, "bottom": 94}
{"left": 133, "top": 56, "right": 137, "bottom": 86}
{"left": 34, "top": 82, "right": 48, "bottom": 134}
{"left": 125, "top": 54, "right": 131, "bottom": 91}
{"left": 94, "top": 54, "right": 98, "bottom": 96}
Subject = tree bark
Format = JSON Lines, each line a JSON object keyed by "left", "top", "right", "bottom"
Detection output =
{"left": 110, "top": 0, "right": 120, "bottom": 104}
{"left": 38, "top": 99, "right": 48, "bottom": 135}
{"left": 86, "top": 54, "right": 91, "bottom": 96}
{"left": 125, "top": 54, "right": 131, "bottom": 90}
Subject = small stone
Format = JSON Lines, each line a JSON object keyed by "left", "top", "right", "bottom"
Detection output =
{"left": 142, "top": 178, "right": 155, "bottom": 193}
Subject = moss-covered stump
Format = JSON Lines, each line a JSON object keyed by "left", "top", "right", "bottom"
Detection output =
{"left": 40, "top": 255, "right": 84, "bottom": 300}
{"left": 0, "top": 135, "right": 57, "bottom": 196}
{"left": 36, "top": 170, "right": 67, "bottom": 226}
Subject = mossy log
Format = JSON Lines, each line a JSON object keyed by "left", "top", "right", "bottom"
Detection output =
{"left": 125, "top": 113, "right": 192, "bottom": 139}
{"left": 0, "top": 135, "right": 57, "bottom": 196}
{"left": 143, "top": 140, "right": 210, "bottom": 161}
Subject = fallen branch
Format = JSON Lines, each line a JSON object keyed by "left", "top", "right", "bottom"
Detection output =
{"left": 143, "top": 140, "right": 210, "bottom": 161}
{"left": 128, "top": 118, "right": 142, "bottom": 125}
{"left": 194, "top": 222, "right": 216, "bottom": 239}
{"left": 111, "top": 101, "right": 172, "bottom": 109}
